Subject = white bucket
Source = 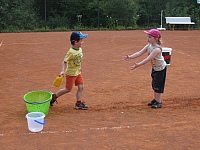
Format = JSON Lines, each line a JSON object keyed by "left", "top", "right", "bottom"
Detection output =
{"left": 26, "top": 112, "right": 46, "bottom": 132}
{"left": 162, "top": 47, "right": 172, "bottom": 65}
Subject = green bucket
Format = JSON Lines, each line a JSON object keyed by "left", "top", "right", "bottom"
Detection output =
{"left": 24, "top": 90, "right": 52, "bottom": 116}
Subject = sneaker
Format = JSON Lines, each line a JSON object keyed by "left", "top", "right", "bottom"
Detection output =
{"left": 151, "top": 102, "right": 162, "bottom": 108}
{"left": 74, "top": 101, "right": 88, "bottom": 110}
{"left": 50, "top": 94, "right": 58, "bottom": 106}
{"left": 148, "top": 99, "right": 157, "bottom": 106}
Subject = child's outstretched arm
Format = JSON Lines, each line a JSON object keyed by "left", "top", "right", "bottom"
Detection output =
{"left": 122, "top": 45, "right": 148, "bottom": 61}
{"left": 131, "top": 47, "right": 161, "bottom": 70}
{"left": 59, "top": 61, "right": 67, "bottom": 75}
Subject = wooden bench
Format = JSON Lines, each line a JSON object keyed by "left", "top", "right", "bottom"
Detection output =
{"left": 165, "top": 17, "right": 195, "bottom": 30}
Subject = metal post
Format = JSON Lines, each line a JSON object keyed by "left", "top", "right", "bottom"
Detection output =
{"left": 148, "top": 0, "right": 149, "bottom": 28}
{"left": 157, "top": 10, "right": 166, "bottom": 30}
{"left": 194, "top": 0, "right": 196, "bottom": 28}
{"left": 44, "top": 0, "right": 47, "bottom": 29}
{"left": 161, "top": 10, "right": 163, "bottom": 28}
{"left": 98, "top": 0, "right": 100, "bottom": 30}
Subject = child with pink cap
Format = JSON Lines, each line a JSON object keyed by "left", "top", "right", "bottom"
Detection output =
{"left": 122, "top": 29, "right": 167, "bottom": 108}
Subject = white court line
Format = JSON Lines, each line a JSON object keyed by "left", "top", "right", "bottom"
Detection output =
{"left": 0, "top": 121, "right": 190, "bottom": 137}
{"left": 2, "top": 42, "right": 49, "bottom": 46}
{"left": 0, "top": 41, "right": 3, "bottom": 47}
{"left": 173, "top": 49, "right": 190, "bottom": 57}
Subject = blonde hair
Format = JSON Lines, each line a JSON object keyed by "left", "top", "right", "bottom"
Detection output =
{"left": 157, "top": 38, "right": 162, "bottom": 46}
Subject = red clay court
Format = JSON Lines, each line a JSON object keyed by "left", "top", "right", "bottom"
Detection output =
{"left": 0, "top": 30, "right": 200, "bottom": 149}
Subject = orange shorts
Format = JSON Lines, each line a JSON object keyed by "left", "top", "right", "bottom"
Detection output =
{"left": 65, "top": 74, "right": 84, "bottom": 90}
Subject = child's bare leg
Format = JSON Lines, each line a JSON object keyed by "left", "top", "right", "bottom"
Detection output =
{"left": 76, "top": 84, "right": 84, "bottom": 101}
{"left": 74, "top": 84, "right": 88, "bottom": 110}
{"left": 56, "top": 88, "right": 71, "bottom": 97}
{"left": 154, "top": 92, "right": 156, "bottom": 100}
{"left": 154, "top": 92, "right": 162, "bottom": 103}
{"left": 151, "top": 92, "right": 162, "bottom": 108}
{"left": 50, "top": 88, "right": 71, "bottom": 106}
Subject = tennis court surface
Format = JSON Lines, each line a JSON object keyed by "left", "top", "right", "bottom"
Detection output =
{"left": 0, "top": 30, "right": 200, "bottom": 149}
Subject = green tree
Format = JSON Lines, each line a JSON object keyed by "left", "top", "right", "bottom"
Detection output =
{"left": 0, "top": 0, "right": 200, "bottom": 31}
{"left": 103, "top": 0, "right": 139, "bottom": 28}
{"left": 165, "top": 0, "right": 195, "bottom": 17}
{"left": 0, "top": 0, "right": 39, "bottom": 31}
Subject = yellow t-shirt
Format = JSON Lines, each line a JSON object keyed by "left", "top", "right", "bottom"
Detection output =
{"left": 64, "top": 47, "right": 83, "bottom": 76}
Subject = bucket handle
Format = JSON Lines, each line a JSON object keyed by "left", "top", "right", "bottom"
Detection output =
{"left": 34, "top": 120, "right": 46, "bottom": 125}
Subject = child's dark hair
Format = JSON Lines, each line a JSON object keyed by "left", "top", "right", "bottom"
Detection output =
{"left": 71, "top": 38, "right": 80, "bottom": 45}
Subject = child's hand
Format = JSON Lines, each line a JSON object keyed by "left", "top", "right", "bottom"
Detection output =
{"left": 59, "top": 71, "right": 65, "bottom": 76}
{"left": 122, "top": 55, "right": 130, "bottom": 61}
{"left": 130, "top": 62, "right": 139, "bottom": 70}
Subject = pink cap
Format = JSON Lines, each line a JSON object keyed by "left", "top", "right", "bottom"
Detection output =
{"left": 144, "top": 29, "right": 161, "bottom": 38}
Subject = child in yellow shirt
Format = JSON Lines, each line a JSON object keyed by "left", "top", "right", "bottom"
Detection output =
{"left": 51, "top": 31, "right": 88, "bottom": 110}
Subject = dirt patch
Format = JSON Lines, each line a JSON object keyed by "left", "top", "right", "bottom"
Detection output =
{"left": 0, "top": 30, "right": 200, "bottom": 149}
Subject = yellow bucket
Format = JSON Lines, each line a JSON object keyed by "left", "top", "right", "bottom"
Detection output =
{"left": 52, "top": 75, "right": 63, "bottom": 87}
